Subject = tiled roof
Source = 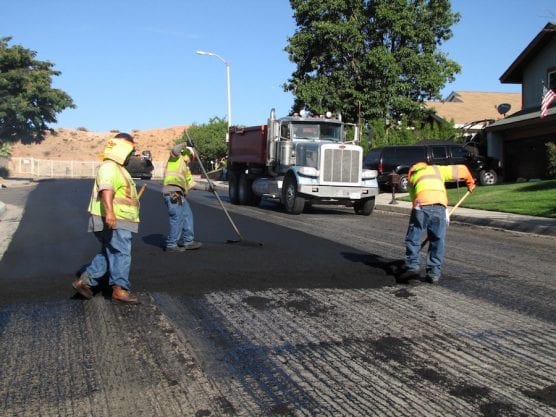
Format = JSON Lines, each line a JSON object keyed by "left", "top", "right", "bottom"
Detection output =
{"left": 424, "top": 91, "right": 522, "bottom": 126}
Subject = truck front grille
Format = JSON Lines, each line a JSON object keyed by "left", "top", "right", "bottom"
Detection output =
{"left": 322, "top": 148, "right": 361, "bottom": 183}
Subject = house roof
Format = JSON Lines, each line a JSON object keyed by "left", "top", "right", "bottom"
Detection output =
{"left": 500, "top": 22, "right": 556, "bottom": 84}
{"left": 485, "top": 105, "right": 555, "bottom": 131}
{"left": 424, "top": 91, "right": 522, "bottom": 126}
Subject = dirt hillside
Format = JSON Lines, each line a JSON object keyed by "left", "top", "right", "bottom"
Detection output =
{"left": 10, "top": 126, "right": 188, "bottom": 162}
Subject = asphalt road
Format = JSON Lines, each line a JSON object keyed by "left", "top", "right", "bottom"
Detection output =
{"left": 0, "top": 179, "right": 555, "bottom": 417}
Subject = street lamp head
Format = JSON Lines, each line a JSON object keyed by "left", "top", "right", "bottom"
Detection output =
{"left": 194, "top": 49, "right": 232, "bottom": 131}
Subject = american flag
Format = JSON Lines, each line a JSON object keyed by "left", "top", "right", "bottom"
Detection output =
{"left": 541, "top": 88, "right": 556, "bottom": 118}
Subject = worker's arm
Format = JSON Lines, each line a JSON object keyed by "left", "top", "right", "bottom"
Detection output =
{"left": 443, "top": 165, "right": 476, "bottom": 192}
{"left": 100, "top": 189, "right": 116, "bottom": 228}
{"left": 457, "top": 165, "right": 476, "bottom": 192}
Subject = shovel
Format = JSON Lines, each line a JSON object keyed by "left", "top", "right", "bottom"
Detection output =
{"left": 420, "top": 190, "right": 471, "bottom": 249}
{"left": 185, "top": 131, "right": 262, "bottom": 247}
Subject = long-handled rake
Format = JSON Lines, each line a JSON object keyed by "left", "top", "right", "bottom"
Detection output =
{"left": 185, "top": 131, "right": 262, "bottom": 247}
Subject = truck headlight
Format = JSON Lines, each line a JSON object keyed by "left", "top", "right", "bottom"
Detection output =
{"left": 362, "top": 169, "right": 378, "bottom": 179}
{"left": 298, "top": 167, "right": 319, "bottom": 177}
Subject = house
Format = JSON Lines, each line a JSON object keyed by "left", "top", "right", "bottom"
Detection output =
{"left": 484, "top": 22, "right": 556, "bottom": 182}
{"left": 425, "top": 91, "right": 522, "bottom": 131}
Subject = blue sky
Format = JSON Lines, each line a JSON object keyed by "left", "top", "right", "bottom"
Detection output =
{"left": 3, "top": 0, "right": 554, "bottom": 132}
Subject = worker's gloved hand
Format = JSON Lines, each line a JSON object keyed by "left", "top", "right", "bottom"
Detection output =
{"left": 468, "top": 184, "right": 476, "bottom": 193}
{"left": 206, "top": 183, "right": 215, "bottom": 192}
{"left": 445, "top": 209, "right": 450, "bottom": 226}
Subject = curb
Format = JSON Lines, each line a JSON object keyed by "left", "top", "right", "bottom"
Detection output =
{"left": 449, "top": 213, "right": 556, "bottom": 237}
{"left": 0, "top": 201, "right": 5, "bottom": 220}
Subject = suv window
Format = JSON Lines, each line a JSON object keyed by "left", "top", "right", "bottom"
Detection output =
{"left": 395, "top": 147, "right": 424, "bottom": 164}
{"left": 449, "top": 145, "right": 469, "bottom": 164}
{"left": 364, "top": 149, "right": 382, "bottom": 168}
{"left": 430, "top": 146, "right": 448, "bottom": 162}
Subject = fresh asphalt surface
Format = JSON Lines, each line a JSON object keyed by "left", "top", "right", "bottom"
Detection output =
{"left": 1, "top": 179, "right": 555, "bottom": 416}
{"left": 0, "top": 179, "right": 393, "bottom": 305}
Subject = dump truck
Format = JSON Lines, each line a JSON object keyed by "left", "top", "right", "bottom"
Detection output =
{"left": 227, "top": 109, "right": 379, "bottom": 215}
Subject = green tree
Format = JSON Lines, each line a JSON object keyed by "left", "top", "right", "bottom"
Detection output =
{"left": 178, "top": 116, "right": 228, "bottom": 167}
{"left": 363, "top": 118, "right": 457, "bottom": 151}
{"left": 284, "top": 0, "right": 461, "bottom": 124}
{"left": 0, "top": 37, "right": 75, "bottom": 144}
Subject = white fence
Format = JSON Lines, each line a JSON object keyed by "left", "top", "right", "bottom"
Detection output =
{"left": 6, "top": 157, "right": 166, "bottom": 179}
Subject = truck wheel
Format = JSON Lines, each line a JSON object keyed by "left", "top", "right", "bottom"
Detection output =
{"left": 479, "top": 169, "right": 498, "bottom": 186}
{"left": 354, "top": 197, "right": 375, "bottom": 216}
{"left": 282, "top": 176, "right": 305, "bottom": 214}
{"left": 238, "top": 173, "right": 261, "bottom": 206}
{"left": 228, "top": 171, "right": 240, "bottom": 204}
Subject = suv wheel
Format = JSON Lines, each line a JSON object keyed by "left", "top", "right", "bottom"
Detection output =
{"left": 397, "top": 174, "right": 409, "bottom": 193}
{"left": 479, "top": 169, "right": 498, "bottom": 186}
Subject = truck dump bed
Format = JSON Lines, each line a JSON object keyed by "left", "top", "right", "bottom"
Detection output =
{"left": 228, "top": 125, "right": 268, "bottom": 165}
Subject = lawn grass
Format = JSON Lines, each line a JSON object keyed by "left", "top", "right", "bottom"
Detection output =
{"left": 447, "top": 180, "right": 556, "bottom": 218}
{"left": 399, "top": 180, "right": 556, "bottom": 218}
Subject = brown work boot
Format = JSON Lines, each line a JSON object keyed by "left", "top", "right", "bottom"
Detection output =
{"left": 111, "top": 286, "right": 140, "bottom": 304}
{"left": 72, "top": 275, "right": 93, "bottom": 299}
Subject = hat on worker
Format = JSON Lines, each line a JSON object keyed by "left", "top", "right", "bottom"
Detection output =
{"left": 103, "top": 134, "right": 135, "bottom": 165}
{"left": 114, "top": 132, "right": 135, "bottom": 143}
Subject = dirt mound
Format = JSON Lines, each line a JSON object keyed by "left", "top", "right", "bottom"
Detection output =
{"left": 10, "top": 126, "right": 187, "bottom": 162}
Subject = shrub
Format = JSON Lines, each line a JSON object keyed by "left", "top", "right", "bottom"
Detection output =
{"left": 76, "top": 126, "right": 88, "bottom": 131}
{"left": 0, "top": 141, "right": 12, "bottom": 157}
{"left": 547, "top": 142, "right": 556, "bottom": 178}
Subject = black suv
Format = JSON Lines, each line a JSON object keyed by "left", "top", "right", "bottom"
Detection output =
{"left": 364, "top": 141, "right": 500, "bottom": 192}
{"left": 125, "top": 150, "right": 154, "bottom": 180}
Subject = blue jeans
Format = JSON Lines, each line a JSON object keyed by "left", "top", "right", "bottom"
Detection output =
{"left": 163, "top": 193, "right": 194, "bottom": 248}
{"left": 404, "top": 205, "right": 447, "bottom": 278}
{"left": 84, "top": 228, "right": 133, "bottom": 290}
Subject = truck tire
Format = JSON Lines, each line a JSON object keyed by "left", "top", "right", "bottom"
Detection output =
{"left": 238, "top": 173, "right": 261, "bottom": 206}
{"left": 282, "top": 175, "right": 305, "bottom": 215}
{"left": 354, "top": 197, "right": 375, "bottom": 216}
{"left": 479, "top": 169, "right": 498, "bottom": 186}
{"left": 228, "top": 170, "right": 240, "bottom": 204}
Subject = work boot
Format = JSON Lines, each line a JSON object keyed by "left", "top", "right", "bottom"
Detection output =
{"left": 165, "top": 245, "right": 186, "bottom": 252}
{"left": 426, "top": 275, "right": 440, "bottom": 285}
{"left": 72, "top": 275, "right": 93, "bottom": 299}
{"left": 398, "top": 267, "right": 420, "bottom": 283}
{"left": 182, "top": 241, "right": 202, "bottom": 250}
{"left": 112, "top": 286, "right": 140, "bottom": 304}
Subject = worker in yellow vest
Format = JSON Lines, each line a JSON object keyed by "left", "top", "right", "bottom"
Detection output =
{"left": 72, "top": 133, "right": 140, "bottom": 304}
{"left": 162, "top": 142, "right": 202, "bottom": 252}
{"left": 401, "top": 162, "right": 475, "bottom": 284}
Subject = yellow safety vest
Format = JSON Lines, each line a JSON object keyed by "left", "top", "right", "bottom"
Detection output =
{"left": 163, "top": 156, "right": 194, "bottom": 193}
{"left": 88, "top": 160, "right": 140, "bottom": 222}
{"left": 409, "top": 163, "right": 473, "bottom": 207}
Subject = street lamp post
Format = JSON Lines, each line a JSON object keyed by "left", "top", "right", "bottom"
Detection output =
{"left": 195, "top": 50, "right": 231, "bottom": 140}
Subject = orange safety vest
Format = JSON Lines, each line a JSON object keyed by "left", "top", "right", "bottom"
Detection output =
{"left": 408, "top": 162, "right": 474, "bottom": 207}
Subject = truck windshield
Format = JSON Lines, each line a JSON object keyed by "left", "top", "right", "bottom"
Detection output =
{"left": 292, "top": 123, "right": 341, "bottom": 142}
